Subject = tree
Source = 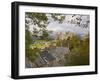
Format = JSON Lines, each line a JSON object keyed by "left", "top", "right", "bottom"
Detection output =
{"left": 25, "top": 13, "right": 66, "bottom": 62}
{"left": 69, "top": 15, "right": 90, "bottom": 28}
{"left": 65, "top": 35, "right": 89, "bottom": 66}
{"left": 25, "top": 30, "right": 37, "bottom": 61}
{"left": 26, "top": 13, "right": 66, "bottom": 39}
{"left": 51, "top": 13, "right": 66, "bottom": 23}
{"left": 40, "top": 30, "right": 49, "bottom": 40}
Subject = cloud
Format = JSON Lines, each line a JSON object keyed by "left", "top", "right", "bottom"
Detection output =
{"left": 47, "top": 21, "right": 89, "bottom": 35}
{"left": 27, "top": 13, "right": 89, "bottom": 35}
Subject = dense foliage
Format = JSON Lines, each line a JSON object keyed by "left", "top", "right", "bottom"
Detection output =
{"left": 65, "top": 35, "right": 89, "bottom": 66}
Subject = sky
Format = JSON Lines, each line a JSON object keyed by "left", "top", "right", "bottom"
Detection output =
{"left": 26, "top": 13, "right": 90, "bottom": 36}
{"left": 46, "top": 14, "right": 89, "bottom": 36}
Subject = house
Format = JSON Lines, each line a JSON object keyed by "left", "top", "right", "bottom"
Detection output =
{"left": 35, "top": 50, "right": 56, "bottom": 67}
{"left": 34, "top": 47, "right": 70, "bottom": 67}
{"left": 50, "top": 47, "right": 70, "bottom": 62}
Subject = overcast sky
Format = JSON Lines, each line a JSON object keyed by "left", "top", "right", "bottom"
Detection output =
{"left": 26, "top": 13, "right": 89, "bottom": 36}
{"left": 47, "top": 14, "right": 89, "bottom": 35}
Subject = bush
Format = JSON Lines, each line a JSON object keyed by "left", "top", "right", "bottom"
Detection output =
{"left": 65, "top": 35, "right": 89, "bottom": 66}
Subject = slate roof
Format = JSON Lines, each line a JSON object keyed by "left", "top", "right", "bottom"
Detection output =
{"left": 37, "top": 56, "right": 47, "bottom": 65}
{"left": 40, "top": 50, "right": 55, "bottom": 62}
